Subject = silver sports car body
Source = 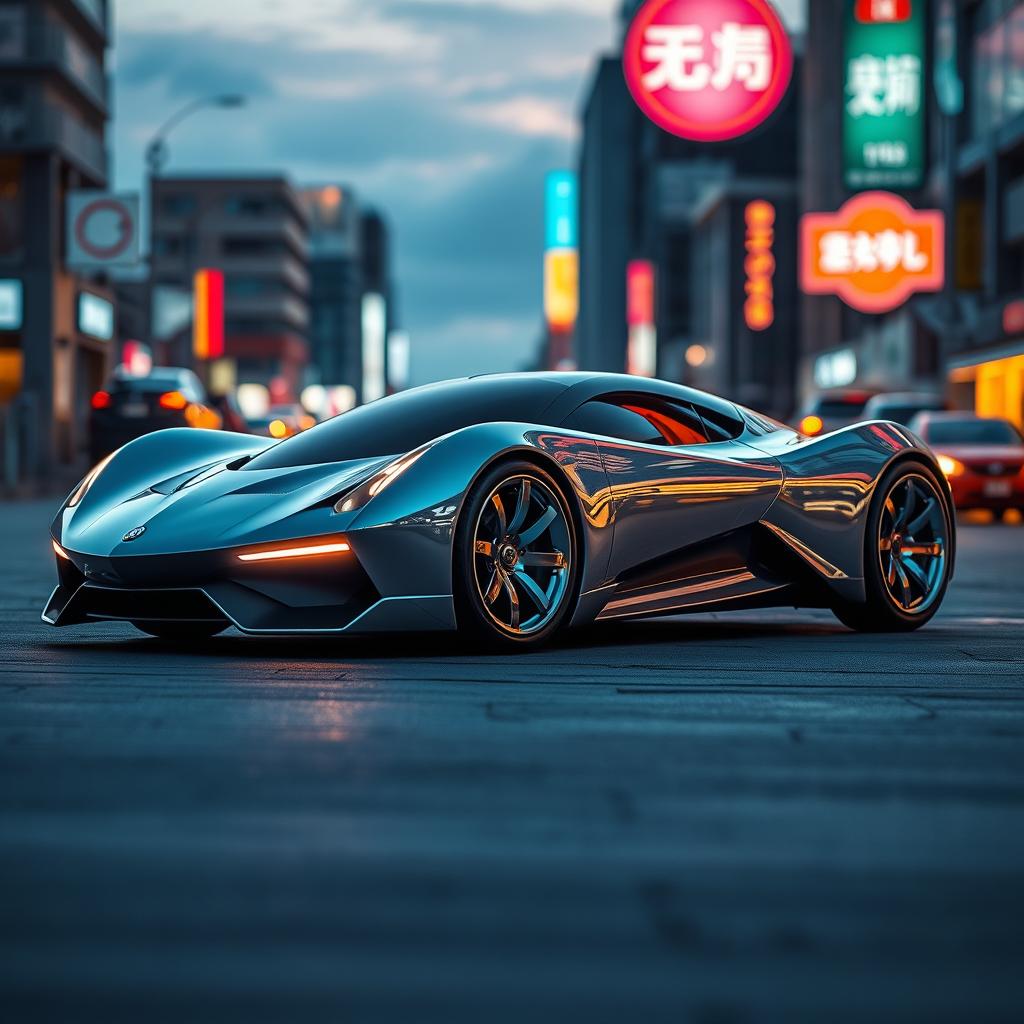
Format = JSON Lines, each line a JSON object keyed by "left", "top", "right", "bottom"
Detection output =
{"left": 44, "top": 372, "right": 956, "bottom": 647}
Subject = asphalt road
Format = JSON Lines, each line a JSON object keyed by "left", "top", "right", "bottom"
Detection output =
{"left": 1, "top": 499, "right": 1023, "bottom": 1022}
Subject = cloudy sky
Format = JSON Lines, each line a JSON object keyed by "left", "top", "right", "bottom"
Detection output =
{"left": 112, "top": 0, "right": 804, "bottom": 385}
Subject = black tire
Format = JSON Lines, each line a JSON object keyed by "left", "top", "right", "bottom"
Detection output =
{"left": 453, "top": 459, "right": 580, "bottom": 650}
{"left": 832, "top": 460, "right": 953, "bottom": 633}
{"left": 132, "top": 621, "right": 228, "bottom": 641}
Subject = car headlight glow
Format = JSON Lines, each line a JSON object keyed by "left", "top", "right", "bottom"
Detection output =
{"left": 67, "top": 451, "right": 117, "bottom": 508}
{"left": 937, "top": 454, "right": 964, "bottom": 478}
{"left": 333, "top": 445, "right": 433, "bottom": 514}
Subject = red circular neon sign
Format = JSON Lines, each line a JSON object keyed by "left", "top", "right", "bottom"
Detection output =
{"left": 623, "top": 0, "right": 793, "bottom": 143}
{"left": 74, "top": 198, "right": 134, "bottom": 260}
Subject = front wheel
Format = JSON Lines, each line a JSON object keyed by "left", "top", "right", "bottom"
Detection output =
{"left": 832, "top": 461, "right": 953, "bottom": 632}
{"left": 454, "top": 460, "right": 579, "bottom": 649}
{"left": 133, "top": 621, "right": 228, "bottom": 641}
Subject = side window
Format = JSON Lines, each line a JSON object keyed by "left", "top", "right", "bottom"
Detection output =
{"left": 563, "top": 396, "right": 708, "bottom": 446}
{"left": 693, "top": 402, "right": 745, "bottom": 442}
{"left": 562, "top": 401, "right": 666, "bottom": 445}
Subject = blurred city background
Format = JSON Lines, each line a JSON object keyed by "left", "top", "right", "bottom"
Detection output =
{"left": 0, "top": 0, "right": 1022, "bottom": 500}
{"left": 4, "top": 5, "right": 1024, "bottom": 1018}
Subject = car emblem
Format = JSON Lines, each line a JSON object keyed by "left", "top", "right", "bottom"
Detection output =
{"left": 122, "top": 526, "right": 146, "bottom": 542}
{"left": 989, "top": 463, "right": 1004, "bottom": 476}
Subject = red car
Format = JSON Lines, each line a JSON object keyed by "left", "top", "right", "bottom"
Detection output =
{"left": 911, "top": 412, "right": 1024, "bottom": 519}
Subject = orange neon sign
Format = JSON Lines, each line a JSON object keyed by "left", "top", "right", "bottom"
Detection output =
{"left": 544, "top": 249, "right": 578, "bottom": 332}
{"left": 800, "top": 191, "right": 943, "bottom": 314}
{"left": 744, "top": 200, "right": 775, "bottom": 331}
{"left": 193, "top": 268, "right": 225, "bottom": 360}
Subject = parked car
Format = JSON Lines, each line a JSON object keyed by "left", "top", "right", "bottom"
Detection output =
{"left": 864, "top": 391, "right": 947, "bottom": 426}
{"left": 209, "top": 392, "right": 251, "bottom": 434}
{"left": 247, "top": 404, "right": 317, "bottom": 439}
{"left": 910, "top": 412, "right": 1024, "bottom": 518}
{"left": 89, "top": 368, "right": 222, "bottom": 462}
{"left": 797, "top": 389, "right": 878, "bottom": 436}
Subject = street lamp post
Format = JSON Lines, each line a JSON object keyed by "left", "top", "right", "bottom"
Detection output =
{"left": 144, "top": 94, "right": 246, "bottom": 360}
{"left": 145, "top": 94, "right": 246, "bottom": 178}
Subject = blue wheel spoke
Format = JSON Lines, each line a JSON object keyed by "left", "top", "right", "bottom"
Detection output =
{"left": 513, "top": 569, "right": 551, "bottom": 613}
{"left": 519, "top": 505, "right": 557, "bottom": 545}
{"left": 507, "top": 480, "right": 532, "bottom": 535}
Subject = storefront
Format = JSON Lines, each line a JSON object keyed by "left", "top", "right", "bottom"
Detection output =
{"left": 948, "top": 342, "right": 1024, "bottom": 428}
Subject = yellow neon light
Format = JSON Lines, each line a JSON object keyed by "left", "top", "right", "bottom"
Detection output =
{"left": 237, "top": 541, "right": 351, "bottom": 562}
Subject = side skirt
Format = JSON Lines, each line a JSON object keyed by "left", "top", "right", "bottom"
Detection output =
{"left": 590, "top": 525, "right": 833, "bottom": 623}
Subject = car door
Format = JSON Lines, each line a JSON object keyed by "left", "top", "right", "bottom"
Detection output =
{"left": 561, "top": 393, "right": 782, "bottom": 578}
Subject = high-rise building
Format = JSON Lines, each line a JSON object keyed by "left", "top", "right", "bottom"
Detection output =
{"left": 934, "top": 0, "right": 1024, "bottom": 430}
{"left": 575, "top": 5, "right": 802, "bottom": 417}
{"left": 299, "top": 184, "right": 364, "bottom": 399}
{"left": 149, "top": 175, "right": 310, "bottom": 399}
{"left": 798, "top": 2, "right": 942, "bottom": 408}
{"left": 359, "top": 209, "right": 395, "bottom": 403}
{"left": 0, "top": 0, "right": 114, "bottom": 477}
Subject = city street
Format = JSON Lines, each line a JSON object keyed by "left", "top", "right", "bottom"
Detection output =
{"left": 1, "top": 499, "right": 1022, "bottom": 1021}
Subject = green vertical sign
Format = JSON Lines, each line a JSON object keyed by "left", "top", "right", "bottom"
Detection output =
{"left": 843, "top": 1, "right": 925, "bottom": 190}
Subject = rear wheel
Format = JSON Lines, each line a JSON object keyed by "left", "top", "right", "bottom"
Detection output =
{"left": 454, "top": 460, "right": 579, "bottom": 649}
{"left": 133, "top": 621, "right": 228, "bottom": 641}
{"left": 832, "top": 461, "right": 952, "bottom": 632}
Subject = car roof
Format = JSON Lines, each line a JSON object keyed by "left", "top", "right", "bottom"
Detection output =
{"left": 462, "top": 371, "right": 741, "bottom": 421}
{"left": 917, "top": 411, "right": 1002, "bottom": 422}
{"left": 867, "top": 392, "right": 943, "bottom": 403}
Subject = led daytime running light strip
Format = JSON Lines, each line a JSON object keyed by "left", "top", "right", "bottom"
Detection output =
{"left": 238, "top": 540, "right": 351, "bottom": 563}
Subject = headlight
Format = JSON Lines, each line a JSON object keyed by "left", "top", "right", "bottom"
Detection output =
{"left": 937, "top": 454, "right": 964, "bottom": 478}
{"left": 67, "top": 451, "right": 116, "bottom": 507}
{"left": 333, "top": 445, "right": 433, "bottom": 514}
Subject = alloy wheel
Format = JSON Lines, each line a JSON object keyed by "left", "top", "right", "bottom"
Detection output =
{"left": 877, "top": 473, "right": 948, "bottom": 615}
{"left": 472, "top": 474, "right": 572, "bottom": 636}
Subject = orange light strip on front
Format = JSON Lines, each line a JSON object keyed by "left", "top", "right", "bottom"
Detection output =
{"left": 53, "top": 540, "right": 70, "bottom": 560}
{"left": 237, "top": 541, "right": 351, "bottom": 563}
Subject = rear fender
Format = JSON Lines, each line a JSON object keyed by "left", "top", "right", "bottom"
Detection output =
{"left": 750, "top": 420, "right": 949, "bottom": 602}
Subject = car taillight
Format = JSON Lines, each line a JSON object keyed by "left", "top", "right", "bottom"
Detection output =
{"left": 91, "top": 390, "right": 111, "bottom": 410}
{"left": 799, "top": 415, "right": 824, "bottom": 436}
{"left": 159, "top": 390, "right": 188, "bottom": 410}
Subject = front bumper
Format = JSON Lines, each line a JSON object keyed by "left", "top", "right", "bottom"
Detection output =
{"left": 43, "top": 541, "right": 455, "bottom": 635}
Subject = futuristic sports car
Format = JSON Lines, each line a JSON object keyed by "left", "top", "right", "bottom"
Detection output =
{"left": 44, "top": 372, "right": 956, "bottom": 648}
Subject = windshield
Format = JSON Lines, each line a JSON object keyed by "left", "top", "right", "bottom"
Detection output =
{"left": 811, "top": 398, "right": 869, "bottom": 418}
{"left": 871, "top": 403, "right": 937, "bottom": 425}
{"left": 926, "top": 419, "right": 1023, "bottom": 446}
{"left": 112, "top": 372, "right": 186, "bottom": 393}
{"left": 243, "top": 376, "right": 567, "bottom": 469}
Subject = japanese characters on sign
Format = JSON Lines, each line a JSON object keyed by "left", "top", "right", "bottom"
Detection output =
{"left": 844, "top": 0, "right": 925, "bottom": 189}
{"left": 623, "top": 0, "right": 792, "bottom": 143}
{"left": 800, "top": 192, "right": 944, "bottom": 314}
{"left": 744, "top": 200, "right": 776, "bottom": 331}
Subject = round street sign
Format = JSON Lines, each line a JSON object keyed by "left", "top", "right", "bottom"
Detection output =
{"left": 623, "top": 0, "right": 793, "bottom": 143}
{"left": 74, "top": 197, "right": 135, "bottom": 261}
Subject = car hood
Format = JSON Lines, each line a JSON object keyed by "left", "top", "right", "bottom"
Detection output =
{"left": 57, "top": 455, "right": 392, "bottom": 557}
